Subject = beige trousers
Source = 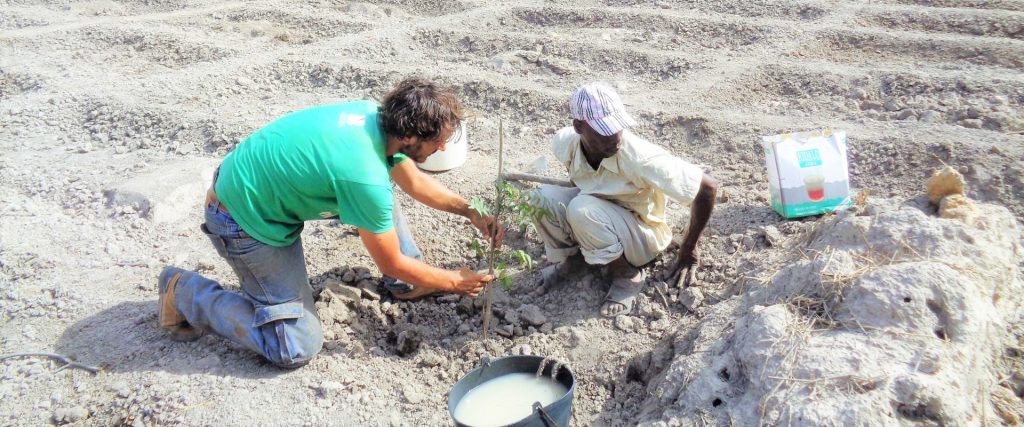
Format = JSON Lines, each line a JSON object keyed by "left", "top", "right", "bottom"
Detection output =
{"left": 530, "top": 186, "right": 666, "bottom": 267}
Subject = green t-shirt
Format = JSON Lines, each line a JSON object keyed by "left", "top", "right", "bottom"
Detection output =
{"left": 215, "top": 100, "right": 407, "bottom": 247}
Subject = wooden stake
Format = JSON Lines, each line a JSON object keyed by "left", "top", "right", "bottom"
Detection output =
{"left": 502, "top": 171, "right": 571, "bottom": 187}
{"left": 481, "top": 119, "right": 505, "bottom": 339}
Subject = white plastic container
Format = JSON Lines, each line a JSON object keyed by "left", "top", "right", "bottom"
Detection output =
{"left": 417, "top": 122, "right": 468, "bottom": 172}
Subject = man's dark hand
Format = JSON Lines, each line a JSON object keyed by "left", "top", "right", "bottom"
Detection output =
{"left": 668, "top": 243, "right": 699, "bottom": 288}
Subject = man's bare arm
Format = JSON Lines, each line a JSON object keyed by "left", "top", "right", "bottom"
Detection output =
{"left": 670, "top": 173, "right": 718, "bottom": 285}
{"left": 358, "top": 227, "right": 489, "bottom": 296}
{"left": 389, "top": 160, "right": 505, "bottom": 245}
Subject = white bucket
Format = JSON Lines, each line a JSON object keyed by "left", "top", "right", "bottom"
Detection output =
{"left": 417, "top": 122, "right": 468, "bottom": 172}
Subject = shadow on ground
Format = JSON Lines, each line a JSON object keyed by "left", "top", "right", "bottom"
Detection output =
{"left": 55, "top": 300, "right": 290, "bottom": 378}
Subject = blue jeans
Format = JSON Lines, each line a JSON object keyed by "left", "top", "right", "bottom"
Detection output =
{"left": 383, "top": 198, "right": 422, "bottom": 294}
{"left": 171, "top": 197, "right": 422, "bottom": 367}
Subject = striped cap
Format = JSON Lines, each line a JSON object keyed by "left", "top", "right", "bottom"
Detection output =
{"left": 569, "top": 82, "right": 637, "bottom": 136}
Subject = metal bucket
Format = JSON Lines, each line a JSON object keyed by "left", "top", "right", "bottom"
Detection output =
{"left": 447, "top": 356, "right": 576, "bottom": 427}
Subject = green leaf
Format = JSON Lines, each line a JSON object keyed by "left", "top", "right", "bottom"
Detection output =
{"left": 497, "top": 267, "right": 513, "bottom": 289}
{"left": 512, "top": 250, "right": 533, "bottom": 270}
{"left": 468, "top": 196, "right": 491, "bottom": 217}
{"left": 469, "top": 238, "right": 485, "bottom": 259}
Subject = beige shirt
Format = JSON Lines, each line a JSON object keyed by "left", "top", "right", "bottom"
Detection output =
{"left": 552, "top": 126, "right": 704, "bottom": 243}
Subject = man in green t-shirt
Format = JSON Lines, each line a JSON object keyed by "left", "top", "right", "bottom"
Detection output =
{"left": 156, "top": 78, "right": 502, "bottom": 368}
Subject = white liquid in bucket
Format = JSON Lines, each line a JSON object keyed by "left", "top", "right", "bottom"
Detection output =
{"left": 453, "top": 373, "right": 568, "bottom": 427}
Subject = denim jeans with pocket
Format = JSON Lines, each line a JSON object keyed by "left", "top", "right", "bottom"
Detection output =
{"left": 172, "top": 203, "right": 323, "bottom": 368}
{"left": 172, "top": 196, "right": 423, "bottom": 367}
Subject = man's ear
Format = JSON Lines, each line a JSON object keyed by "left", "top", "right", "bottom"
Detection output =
{"left": 572, "top": 119, "right": 585, "bottom": 135}
{"left": 397, "top": 135, "right": 418, "bottom": 147}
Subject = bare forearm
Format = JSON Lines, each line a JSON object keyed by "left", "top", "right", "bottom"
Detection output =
{"left": 413, "top": 179, "right": 471, "bottom": 217}
{"left": 393, "top": 162, "right": 471, "bottom": 217}
{"left": 680, "top": 174, "right": 718, "bottom": 250}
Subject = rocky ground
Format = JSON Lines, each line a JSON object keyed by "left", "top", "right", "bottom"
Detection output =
{"left": 1, "top": 0, "right": 1022, "bottom": 425}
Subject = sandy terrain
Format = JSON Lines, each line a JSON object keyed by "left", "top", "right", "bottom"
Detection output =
{"left": 1, "top": 0, "right": 1022, "bottom": 425}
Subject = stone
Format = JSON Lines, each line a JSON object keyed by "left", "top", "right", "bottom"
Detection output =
{"left": 492, "top": 287, "right": 511, "bottom": 305}
{"left": 679, "top": 287, "right": 704, "bottom": 311}
{"left": 615, "top": 315, "right": 635, "bottom": 331}
{"left": 396, "top": 330, "right": 421, "bottom": 356}
{"left": 418, "top": 350, "right": 444, "bottom": 367}
{"left": 353, "top": 267, "right": 372, "bottom": 281}
{"left": 341, "top": 270, "right": 356, "bottom": 283}
{"left": 456, "top": 297, "right": 475, "bottom": 315}
{"left": 503, "top": 309, "right": 521, "bottom": 325}
{"left": 496, "top": 324, "right": 514, "bottom": 337}
{"left": 961, "top": 118, "right": 983, "bottom": 129}
{"left": 859, "top": 100, "right": 883, "bottom": 111}
{"left": 103, "top": 158, "right": 219, "bottom": 224}
{"left": 939, "top": 195, "right": 978, "bottom": 223}
{"left": 919, "top": 110, "right": 942, "bottom": 123}
{"left": 325, "top": 281, "right": 362, "bottom": 302}
{"left": 883, "top": 99, "right": 902, "bottom": 112}
{"left": 519, "top": 304, "right": 546, "bottom": 326}
{"left": 848, "top": 88, "right": 868, "bottom": 100}
{"left": 896, "top": 110, "right": 917, "bottom": 121}
{"left": 52, "top": 407, "right": 88, "bottom": 423}
{"left": 925, "top": 166, "right": 966, "bottom": 205}
{"left": 357, "top": 280, "right": 381, "bottom": 300}
{"left": 761, "top": 226, "right": 785, "bottom": 247}
{"left": 741, "top": 235, "right": 756, "bottom": 250}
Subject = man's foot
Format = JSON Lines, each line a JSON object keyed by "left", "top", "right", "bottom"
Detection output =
{"left": 600, "top": 260, "right": 645, "bottom": 317}
{"left": 158, "top": 267, "right": 204, "bottom": 342}
{"left": 392, "top": 285, "right": 441, "bottom": 301}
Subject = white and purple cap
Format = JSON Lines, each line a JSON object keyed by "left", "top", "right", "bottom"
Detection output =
{"left": 569, "top": 82, "right": 637, "bottom": 136}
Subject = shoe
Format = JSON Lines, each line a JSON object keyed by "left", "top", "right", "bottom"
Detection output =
{"left": 158, "top": 267, "right": 204, "bottom": 342}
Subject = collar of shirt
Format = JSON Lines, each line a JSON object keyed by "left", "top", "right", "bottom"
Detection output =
{"left": 571, "top": 137, "right": 621, "bottom": 174}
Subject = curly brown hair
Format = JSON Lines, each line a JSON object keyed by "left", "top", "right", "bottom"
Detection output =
{"left": 379, "top": 78, "right": 463, "bottom": 141}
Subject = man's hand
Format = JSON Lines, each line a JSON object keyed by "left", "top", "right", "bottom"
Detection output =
{"left": 668, "top": 243, "right": 699, "bottom": 288}
{"left": 453, "top": 268, "right": 493, "bottom": 297}
{"left": 468, "top": 210, "right": 506, "bottom": 249}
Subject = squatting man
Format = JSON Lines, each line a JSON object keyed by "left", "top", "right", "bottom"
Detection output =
{"left": 157, "top": 78, "right": 503, "bottom": 368}
{"left": 530, "top": 82, "right": 718, "bottom": 317}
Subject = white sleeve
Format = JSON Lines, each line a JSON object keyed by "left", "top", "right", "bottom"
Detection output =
{"left": 640, "top": 153, "right": 704, "bottom": 205}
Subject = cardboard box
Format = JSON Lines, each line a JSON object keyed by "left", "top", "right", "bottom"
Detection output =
{"left": 762, "top": 129, "right": 852, "bottom": 219}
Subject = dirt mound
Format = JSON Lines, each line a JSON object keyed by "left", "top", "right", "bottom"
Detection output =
{"left": 636, "top": 197, "right": 1024, "bottom": 425}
